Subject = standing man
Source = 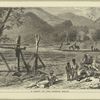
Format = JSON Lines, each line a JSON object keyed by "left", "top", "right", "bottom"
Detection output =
{"left": 91, "top": 45, "right": 94, "bottom": 51}
{"left": 65, "top": 62, "right": 72, "bottom": 81}
{"left": 71, "top": 58, "right": 79, "bottom": 80}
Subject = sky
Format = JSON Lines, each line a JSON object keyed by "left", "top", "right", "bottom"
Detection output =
{"left": 42, "top": 7, "right": 100, "bottom": 20}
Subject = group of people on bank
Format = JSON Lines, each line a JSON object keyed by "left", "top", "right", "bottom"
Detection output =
{"left": 46, "top": 54, "right": 98, "bottom": 85}
{"left": 65, "top": 54, "right": 98, "bottom": 81}
{"left": 34, "top": 54, "right": 99, "bottom": 88}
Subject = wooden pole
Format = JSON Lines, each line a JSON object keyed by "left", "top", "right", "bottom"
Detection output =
{"left": 34, "top": 34, "right": 40, "bottom": 74}
{"left": 38, "top": 55, "right": 46, "bottom": 69}
{"left": 0, "top": 53, "right": 11, "bottom": 71}
{"left": 34, "top": 54, "right": 38, "bottom": 74}
{"left": 20, "top": 49, "right": 30, "bottom": 73}
{"left": 15, "top": 35, "right": 21, "bottom": 72}
{"left": 35, "top": 34, "right": 40, "bottom": 54}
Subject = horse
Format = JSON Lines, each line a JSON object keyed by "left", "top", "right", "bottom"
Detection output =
{"left": 69, "top": 43, "right": 80, "bottom": 51}
{"left": 69, "top": 45, "right": 75, "bottom": 50}
{"left": 74, "top": 43, "right": 80, "bottom": 50}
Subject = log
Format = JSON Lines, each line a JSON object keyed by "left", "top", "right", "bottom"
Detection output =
{"left": 38, "top": 69, "right": 63, "bottom": 76}
{"left": 0, "top": 70, "right": 31, "bottom": 72}
{"left": 62, "top": 49, "right": 100, "bottom": 52}
{"left": 0, "top": 46, "right": 26, "bottom": 50}
{"left": 38, "top": 69, "right": 48, "bottom": 75}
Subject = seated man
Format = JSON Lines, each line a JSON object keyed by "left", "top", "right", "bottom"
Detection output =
{"left": 86, "top": 55, "right": 98, "bottom": 71}
{"left": 88, "top": 56, "right": 93, "bottom": 65}
{"left": 80, "top": 54, "right": 98, "bottom": 78}
{"left": 81, "top": 54, "right": 92, "bottom": 71}
{"left": 89, "top": 56, "right": 98, "bottom": 71}
{"left": 35, "top": 70, "right": 57, "bottom": 88}
{"left": 47, "top": 70, "right": 57, "bottom": 86}
{"left": 81, "top": 54, "right": 89, "bottom": 65}
{"left": 79, "top": 54, "right": 91, "bottom": 79}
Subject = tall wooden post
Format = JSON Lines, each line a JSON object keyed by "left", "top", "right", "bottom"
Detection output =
{"left": 34, "top": 34, "right": 40, "bottom": 74}
{"left": 15, "top": 35, "right": 21, "bottom": 72}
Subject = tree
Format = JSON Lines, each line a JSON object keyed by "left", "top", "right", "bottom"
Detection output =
{"left": 53, "top": 20, "right": 73, "bottom": 43}
{"left": 83, "top": 26, "right": 89, "bottom": 34}
{"left": 0, "top": 8, "right": 12, "bottom": 36}
{"left": 0, "top": 8, "right": 25, "bottom": 36}
{"left": 68, "top": 26, "right": 77, "bottom": 41}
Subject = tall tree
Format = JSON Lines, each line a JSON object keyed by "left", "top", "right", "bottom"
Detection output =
{"left": 0, "top": 8, "right": 12, "bottom": 36}
{"left": 0, "top": 8, "right": 24, "bottom": 37}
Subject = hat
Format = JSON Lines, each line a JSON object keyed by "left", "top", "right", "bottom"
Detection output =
{"left": 50, "top": 70, "right": 54, "bottom": 74}
{"left": 72, "top": 58, "right": 76, "bottom": 62}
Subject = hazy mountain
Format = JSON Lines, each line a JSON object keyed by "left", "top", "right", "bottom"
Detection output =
{"left": 29, "top": 8, "right": 64, "bottom": 26}
{"left": 4, "top": 9, "right": 100, "bottom": 44}
{"left": 18, "top": 12, "right": 54, "bottom": 43}
{"left": 58, "top": 12, "right": 95, "bottom": 27}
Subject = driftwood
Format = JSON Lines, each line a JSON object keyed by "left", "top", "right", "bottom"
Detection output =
{"left": 38, "top": 69, "right": 63, "bottom": 76}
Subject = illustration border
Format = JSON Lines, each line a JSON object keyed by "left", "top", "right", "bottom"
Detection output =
{"left": 0, "top": 98, "right": 100, "bottom": 100}
{"left": 0, "top": 0, "right": 100, "bottom": 2}
{"left": 0, "top": 1, "right": 99, "bottom": 100}
{"left": 0, "top": 0, "right": 99, "bottom": 93}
